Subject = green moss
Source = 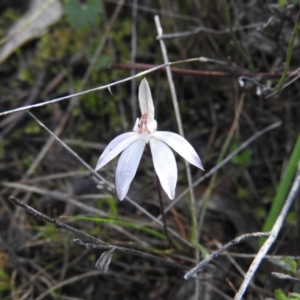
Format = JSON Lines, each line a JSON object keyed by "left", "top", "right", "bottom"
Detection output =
{"left": 18, "top": 69, "right": 34, "bottom": 84}
{"left": 35, "top": 25, "right": 89, "bottom": 65}
{"left": 0, "top": 270, "right": 10, "bottom": 292}
{"left": 286, "top": 211, "right": 297, "bottom": 225}
{"left": 2, "top": 8, "right": 20, "bottom": 22}
{"left": 237, "top": 187, "right": 250, "bottom": 199}
{"left": 254, "top": 207, "right": 266, "bottom": 219}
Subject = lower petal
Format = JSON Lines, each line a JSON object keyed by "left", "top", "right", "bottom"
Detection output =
{"left": 150, "top": 137, "right": 177, "bottom": 200}
{"left": 95, "top": 132, "right": 138, "bottom": 171}
{"left": 116, "top": 139, "right": 146, "bottom": 200}
{"left": 153, "top": 131, "right": 204, "bottom": 170}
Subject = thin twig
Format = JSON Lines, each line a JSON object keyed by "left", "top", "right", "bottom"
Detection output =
{"left": 158, "top": 23, "right": 265, "bottom": 39}
{"left": 234, "top": 162, "right": 300, "bottom": 300}
{"left": 26, "top": 100, "right": 78, "bottom": 177}
{"left": 0, "top": 57, "right": 226, "bottom": 117}
{"left": 110, "top": 62, "right": 300, "bottom": 79}
{"left": 9, "top": 196, "right": 187, "bottom": 271}
{"left": 184, "top": 232, "right": 270, "bottom": 279}
{"left": 73, "top": 239, "right": 184, "bottom": 269}
{"left": 9, "top": 196, "right": 107, "bottom": 245}
{"left": 265, "top": 66, "right": 300, "bottom": 99}
{"left": 271, "top": 272, "right": 300, "bottom": 284}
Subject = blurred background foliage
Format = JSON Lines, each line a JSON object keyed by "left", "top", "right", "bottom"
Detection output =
{"left": 0, "top": 0, "right": 300, "bottom": 299}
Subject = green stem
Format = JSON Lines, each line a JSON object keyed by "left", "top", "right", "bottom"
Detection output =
{"left": 67, "top": 216, "right": 166, "bottom": 240}
{"left": 260, "top": 133, "right": 300, "bottom": 245}
{"left": 275, "top": 15, "right": 300, "bottom": 90}
{"left": 155, "top": 174, "right": 174, "bottom": 247}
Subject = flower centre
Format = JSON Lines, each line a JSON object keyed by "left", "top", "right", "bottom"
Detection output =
{"left": 133, "top": 114, "right": 157, "bottom": 143}
{"left": 137, "top": 113, "right": 150, "bottom": 134}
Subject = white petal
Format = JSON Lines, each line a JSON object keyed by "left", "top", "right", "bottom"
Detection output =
{"left": 153, "top": 131, "right": 204, "bottom": 170}
{"left": 133, "top": 118, "right": 139, "bottom": 132}
{"left": 138, "top": 78, "right": 154, "bottom": 119}
{"left": 95, "top": 132, "right": 138, "bottom": 171}
{"left": 139, "top": 132, "right": 152, "bottom": 143}
{"left": 150, "top": 137, "right": 177, "bottom": 200}
{"left": 147, "top": 119, "right": 157, "bottom": 133}
{"left": 116, "top": 139, "right": 146, "bottom": 200}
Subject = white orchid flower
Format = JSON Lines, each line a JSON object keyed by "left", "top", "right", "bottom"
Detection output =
{"left": 95, "top": 78, "right": 204, "bottom": 200}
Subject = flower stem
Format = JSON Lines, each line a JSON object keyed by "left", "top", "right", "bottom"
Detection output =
{"left": 155, "top": 174, "right": 174, "bottom": 248}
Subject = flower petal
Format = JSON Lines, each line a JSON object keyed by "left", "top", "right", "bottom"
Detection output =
{"left": 95, "top": 132, "right": 138, "bottom": 171}
{"left": 147, "top": 119, "right": 157, "bottom": 133}
{"left": 138, "top": 78, "right": 154, "bottom": 119}
{"left": 116, "top": 139, "right": 146, "bottom": 200}
{"left": 150, "top": 137, "right": 177, "bottom": 200}
{"left": 153, "top": 131, "right": 204, "bottom": 170}
{"left": 133, "top": 118, "right": 139, "bottom": 132}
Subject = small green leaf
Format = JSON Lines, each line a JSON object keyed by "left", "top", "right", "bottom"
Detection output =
{"left": 282, "top": 257, "right": 297, "bottom": 274}
{"left": 289, "top": 293, "right": 300, "bottom": 300}
{"left": 230, "top": 144, "right": 252, "bottom": 165}
{"left": 0, "top": 270, "right": 10, "bottom": 281}
{"left": 286, "top": 211, "right": 297, "bottom": 225}
{"left": 254, "top": 207, "right": 266, "bottom": 219}
{"left": 0, "top": 283, "right": 10, "bottom": 292}
{"left": 93, "top": 55, "right": 111, "bottom": 71}
{"left": 25, "top": 121, "right": 41, "bottom": 134}
{"left": 269, "top": 257, "right": 298, "bottom": 274}
{"left": 87, "top": 41, "right": 111, "bottom": 70}
{"left": 237, "top": 187, "right": 250, "bottom": 199}
{"left": 64, "top": 0, "right": 102, "bottom": 31}
{"left": 0, "top": 270, "right": 10, "bottom": 292}
{"left": 36, "top": 223, "right": 58, "bottom": 240}
{"left": 275, "top": 289, "right": 289, "bottom": 300}
{"left": 96, "top": 198, "right": 119, "bottom": 217}
{"left": 279, "top": 0, "right": 287, "bottom": 8}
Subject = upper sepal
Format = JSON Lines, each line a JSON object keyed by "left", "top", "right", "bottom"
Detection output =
{"left": 138, "top": 78, "right": 155, "bottom": 119}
